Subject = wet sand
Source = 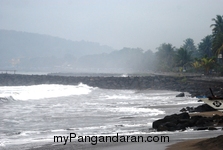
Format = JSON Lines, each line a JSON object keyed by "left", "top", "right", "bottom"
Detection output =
{"left": 167, "top": 111, "right": 223, "bottom": 150}
{"left": 27, "top": 137, "right": 170, "bottom": 150}
{"left": 98, "top": 142, "right": 169, "bottom": 150}
{"left": 166, "top": 139, "right": 206, "bottom": 150}
{"left": 167, "top": 135, "right": 223, "bottom": 150}
{"left": 25, "top": 111, "right": 223, "bottom": 150}
{"left": 34, "top": 143, "right": 168, "bottom": 150}
{"left": 189, "top": 110, "right": 223, "bottom": 117}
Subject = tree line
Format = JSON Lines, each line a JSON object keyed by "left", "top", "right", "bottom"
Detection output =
{"left": 2, "top": 15, "right": 222, "bottom": 74}
{"left": 155, "top": 15, "right": 223, "bottom": 75}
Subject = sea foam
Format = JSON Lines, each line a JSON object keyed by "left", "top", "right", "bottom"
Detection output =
{"left": 0, "top": 83, "right": 94, "bottom": 101}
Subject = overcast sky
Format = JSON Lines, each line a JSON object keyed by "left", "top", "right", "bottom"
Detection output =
{"left": 0, "top": 0, "right": 222, "bottom": 51}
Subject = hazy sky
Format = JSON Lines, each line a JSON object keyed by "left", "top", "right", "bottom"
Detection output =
{"left": 0, "top": 0, "right": 222, "bottom": 51}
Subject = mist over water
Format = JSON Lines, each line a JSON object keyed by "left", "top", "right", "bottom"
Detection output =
{"left": 0, "top": 1, "right": 222, "bottom": 74}
{"left": 0, "top": 30, "right": 155, "bottom": 73}
{"left": 0, "top": 84, "right": 200, "bottom": 149}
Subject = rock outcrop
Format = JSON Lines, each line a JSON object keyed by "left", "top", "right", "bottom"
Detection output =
{"left": 152, "top": 113, "right": 223, "bottom": 131}
{"left": 176, "top": 92, "right": 185, "bottom": 97}
{"left": 180, "top": 104, "right": 216, "bottom": 112}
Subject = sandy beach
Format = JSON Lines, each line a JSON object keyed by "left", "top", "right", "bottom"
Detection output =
{"left": 166, "top": 139, "right": 206, "bottom": 150}
{"left": 25, "top": 111, "right": 223, "bottom": 150}
{"left": 167, "top": 135, "right": 223, "bottom": 150}
{"left": 1, "top": 74, "right": 223, "bottom": 150}
{"left": 189, "top": 110, "right": 223, "bottom": 117}
{"left": 166, "top": 111, "right": 223, "bottom": 150}
{"left": 26, "top": 137, "right": 173, "bottom": 150}
{"left": 27, "top": 133, "right": 222, "bottom": 150}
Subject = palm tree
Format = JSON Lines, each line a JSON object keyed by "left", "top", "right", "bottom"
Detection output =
{"left": 175, "top": 48, "right": 192, "bottom": 71}
{"left": 191, "top": 61, "right": 201, "bottom": 72}
{"left": 183, "top": 38, "right": 197, "bottom": 51}
{"left": 198, "top": 35, "right": 213, "bottom": 58}
{"left": 210, "top": 15, "right": 223, "bottom": 54}
{"left": 200, "top": 57, "right": 215, "bottom": 74}
{"left": 155, "top": 43, "right": 175, "bottom": 71}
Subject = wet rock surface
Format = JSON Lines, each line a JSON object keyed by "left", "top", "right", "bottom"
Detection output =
{"left": 176, "top": 92, "right": 185, "bottom": 97}
{"left": 180, "top": 104, "right": 216, "bottom": 112}
{"left": 152, "top": 112, "right": 223, "bottom": 131}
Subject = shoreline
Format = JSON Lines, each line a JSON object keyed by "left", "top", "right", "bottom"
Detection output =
{"left": 167, "top": 135, "right": 223, "bottom": 150}
{"left": 1, "top": 73, "right": 223, "bottom": 150}
{"left": 166, "top": 138, "right": 206, "bottom": 150}
{"left": 25, "top": 124, "right": 223, "bottom": 150}
{"left": 24, "top": 109, "right": 223, "bottom": 150}
{"left": 166, "top": 111, "right": 223, "bottom": 150}
{"left": 26, "top": 134, "right": 171, "bottom": 150}
{"left": 1, "top": 73, "right": 223, "bottom": 97}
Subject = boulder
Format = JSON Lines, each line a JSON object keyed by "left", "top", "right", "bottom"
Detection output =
{"left": 152, "top": 113, "right": 223, "bottom": 132}
{"left": 152, "top": 113, "right": 190, "bottom": 131}
{"left": 153, "top": 119, "right": 167, "bottom": 129}
{"left": 194, "top": 126, "right": 217, "bottom": 131}
{"left": 180, "top": 104, "right": 216, "bottom": 113}
{"left": 176, "top": 92, "right": 185, "bottom": 97}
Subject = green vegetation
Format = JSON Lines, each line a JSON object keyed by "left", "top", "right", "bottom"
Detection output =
{"left": 155, "top": 43, "right": 175, "bottom": 71}
{"left": 1, "top": 15, "right": 222, "bottom": 74}
{"left": 175, "top": 48, "right": 192, "bottom": 70}
{"left": 211, "top": 15, "right": 223, "bottom": 54}
{"left": 155, "top": 15, "right": 223, "bottom": 75}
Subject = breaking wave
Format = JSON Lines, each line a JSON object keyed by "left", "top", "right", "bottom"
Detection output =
{"left": 0, "top": 96, "right": 15, "bottom": 103}
{"left": 0, "top": 83, "right": 94, "bottom": 101}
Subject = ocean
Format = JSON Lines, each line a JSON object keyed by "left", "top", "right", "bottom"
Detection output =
{"left": 0, "top": 83, "right": 203, "bottom": 149}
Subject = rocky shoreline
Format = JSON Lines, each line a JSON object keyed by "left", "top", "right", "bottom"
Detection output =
{"left": 0, "top": 74, "right": 223, "bottom": 97}
{"left": 1, "top": 73, "right": 223, "bottom": 150}
{"left": 1, "top": 73, "right": 223, "bottom": 130}
{"left": 152, "top": 111, "right": 223, "bottom": 132}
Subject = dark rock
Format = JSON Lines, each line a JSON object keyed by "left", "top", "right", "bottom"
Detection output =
{"left": 195, "top": 127, "right": 209, "bottom": 130}
{"left": 162, "top": 122, "right": 177, "bottom": 131}
{"left": 164, "top": 114, "right": 178, "bottom": 122}
{"left": 177, "top": 112, "right": 190, "bottom": 119}
{"left": 163, "top": 122, "right": 177, "bottom": 128}
{"left": 152, "top": 119, "right": 166, "bottom": 129}
{"left": 176, "top": 124, "right": 187, "bottom": 131}
{"left": 176, "top": 92, "right": 185, "bottom": 97}
{"left": 190, "top": 115, "right": 203, "bottom": 122}
{"left": 208, "top": 127, "right": 218, "bottom": 130}
{"left": 178, "top": 119, "right": 190, "bottom": 123}
{"left": 189, "top": 116, "right": 200, "bottom": 127}
{"left": 180, "top": 108, "right": 187, "bottom": 112}
{"left": 195, "top": 104, "right": 216, "bottom": 112}
{"left": 157, "top": 125, "right": 168, "bottom": 131}
{"left": 180, "top": 104, "right": 216, "bottom": 113}
{"left": 153, "top": 113, "right": 223, "bottom": 132}
{"left": 152, "top": 113, "right": 190, "bottom": 131}
{"left": 212, "top": 115, "right": 223, "bottom": 124}
{"left": 195, "top": 117, "right": 208, "bottom": 127}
